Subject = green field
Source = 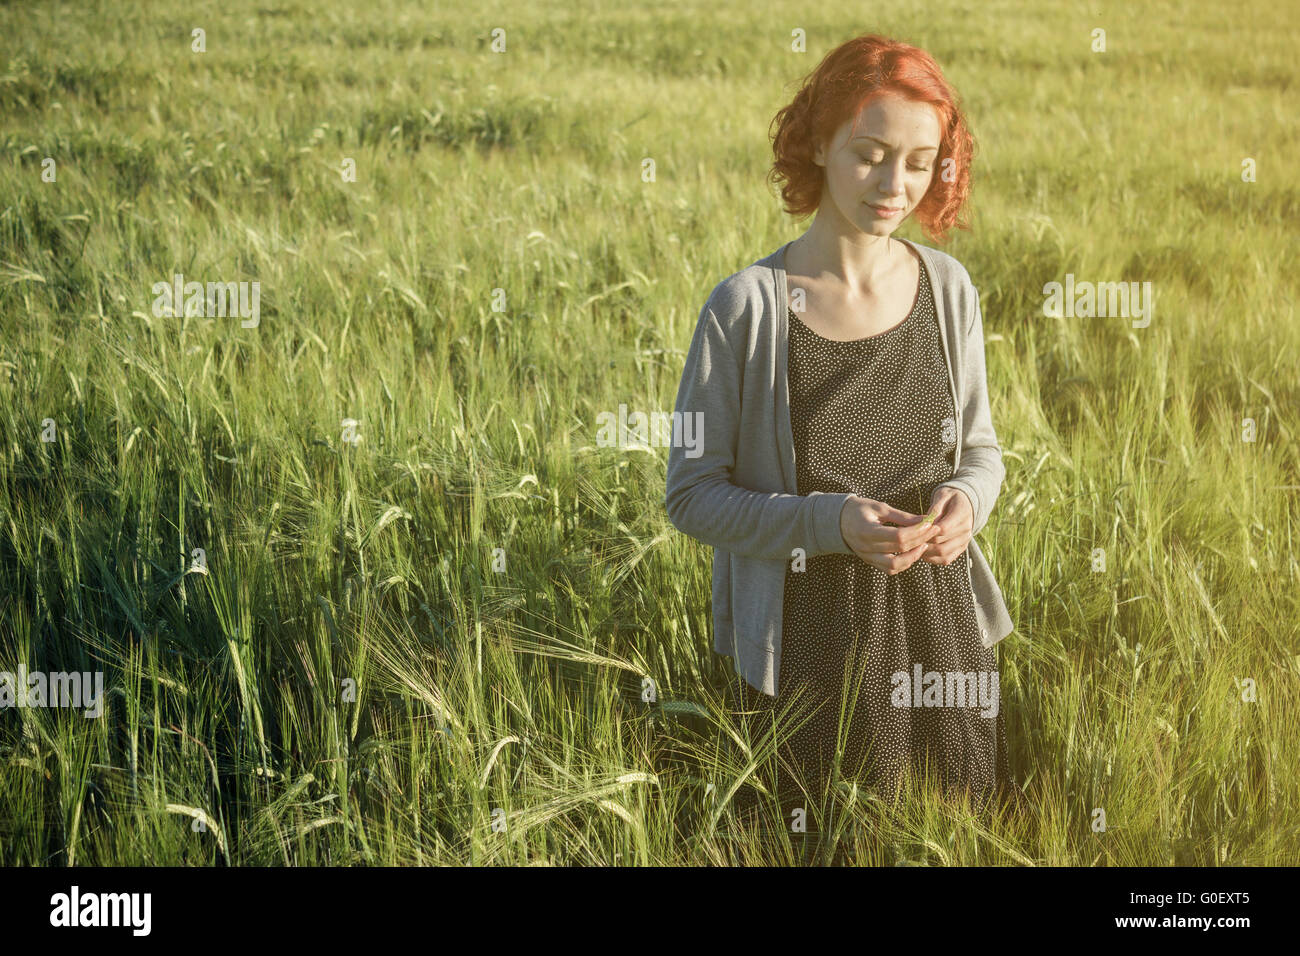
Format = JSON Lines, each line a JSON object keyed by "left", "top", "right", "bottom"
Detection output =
{"left": 1, "top": 0, "right": 1297, "bottom": 865}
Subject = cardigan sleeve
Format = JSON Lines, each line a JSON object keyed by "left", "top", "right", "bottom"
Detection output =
{"left": 935, "top": 282, "right": 1005, "bottom": 538}
{"left": 664, "top": 302, "right": 855, "bottom": 561}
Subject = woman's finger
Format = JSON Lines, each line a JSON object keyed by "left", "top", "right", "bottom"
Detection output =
{"left": 872, "top": 538, "right": 932, "bottom": 575}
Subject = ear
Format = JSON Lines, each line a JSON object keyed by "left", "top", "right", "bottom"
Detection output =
{"left": 812, "top": 136, "right": 828, "bottom": 167}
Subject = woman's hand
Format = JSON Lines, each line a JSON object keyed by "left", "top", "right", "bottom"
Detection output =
{"left": 838, "top": 496, "right": 941, "bottom": 575}
{"left": 918, "top": 486, "right": 973, "bottom": 565}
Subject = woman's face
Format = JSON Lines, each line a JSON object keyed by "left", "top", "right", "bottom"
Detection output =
{"left": 813, "top": 93, "right": 942, "bottom": 237}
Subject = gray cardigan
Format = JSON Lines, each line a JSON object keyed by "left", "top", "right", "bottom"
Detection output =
{"left": 664, "top": 237, "right": 1014, "bottom": 697}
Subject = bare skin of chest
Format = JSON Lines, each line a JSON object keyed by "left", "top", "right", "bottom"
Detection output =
{"left": 786, "top": 249, "right": 921, "bottom": 342}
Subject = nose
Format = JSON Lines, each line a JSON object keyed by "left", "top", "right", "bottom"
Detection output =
{"left": 876, "top": 161, "right": 907, "bottom": 198}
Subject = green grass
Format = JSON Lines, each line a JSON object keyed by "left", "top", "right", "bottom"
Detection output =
{"left": 0, "top": 0, "right": 1297, "bottom": 865}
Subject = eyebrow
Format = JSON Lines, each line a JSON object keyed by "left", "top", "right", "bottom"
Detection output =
{"left": 852, "top": 135, "right": 939, "bottom": 153}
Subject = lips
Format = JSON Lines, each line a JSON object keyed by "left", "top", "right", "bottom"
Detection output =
{"left": 870, "top": 204, "right": 904, "bottom": 212}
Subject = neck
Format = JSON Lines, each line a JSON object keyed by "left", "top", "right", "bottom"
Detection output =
{"left": 789, "top": 218, "right": 905, "bottom": 295}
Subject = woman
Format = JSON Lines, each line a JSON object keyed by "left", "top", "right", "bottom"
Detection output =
{"left": 664, "top": 34, "right": 1021, "bottom": 824}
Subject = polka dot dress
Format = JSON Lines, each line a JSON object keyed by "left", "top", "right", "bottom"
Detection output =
{"left": 734, "top": 254, "right": 1015, "bottom": 812}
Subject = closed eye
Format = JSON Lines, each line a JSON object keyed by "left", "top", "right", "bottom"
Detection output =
{"left": 861, "top": 157, "right": 930, "bottom": 172}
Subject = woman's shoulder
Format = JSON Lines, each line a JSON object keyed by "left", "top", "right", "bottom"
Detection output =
{"left": 698, "top": 251, "right": 779, "bottom": 330}
{"left": 903, "top": 239, "right": 974, "bottom": 291}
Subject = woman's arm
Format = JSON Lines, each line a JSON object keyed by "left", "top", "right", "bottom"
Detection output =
{"left": 664, "top": 302, "right": 854, "bottom": 561}
{"left": 934, "top": 283, "right": 1006, "bottom": 538}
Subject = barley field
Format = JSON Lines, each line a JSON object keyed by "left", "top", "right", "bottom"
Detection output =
{"left": 1, "top": 0, "right": 1297, "bottom": 867}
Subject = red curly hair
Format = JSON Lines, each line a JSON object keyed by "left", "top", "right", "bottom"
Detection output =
{"left": 768, "top": 34, "right": 975, "bottom": 243}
